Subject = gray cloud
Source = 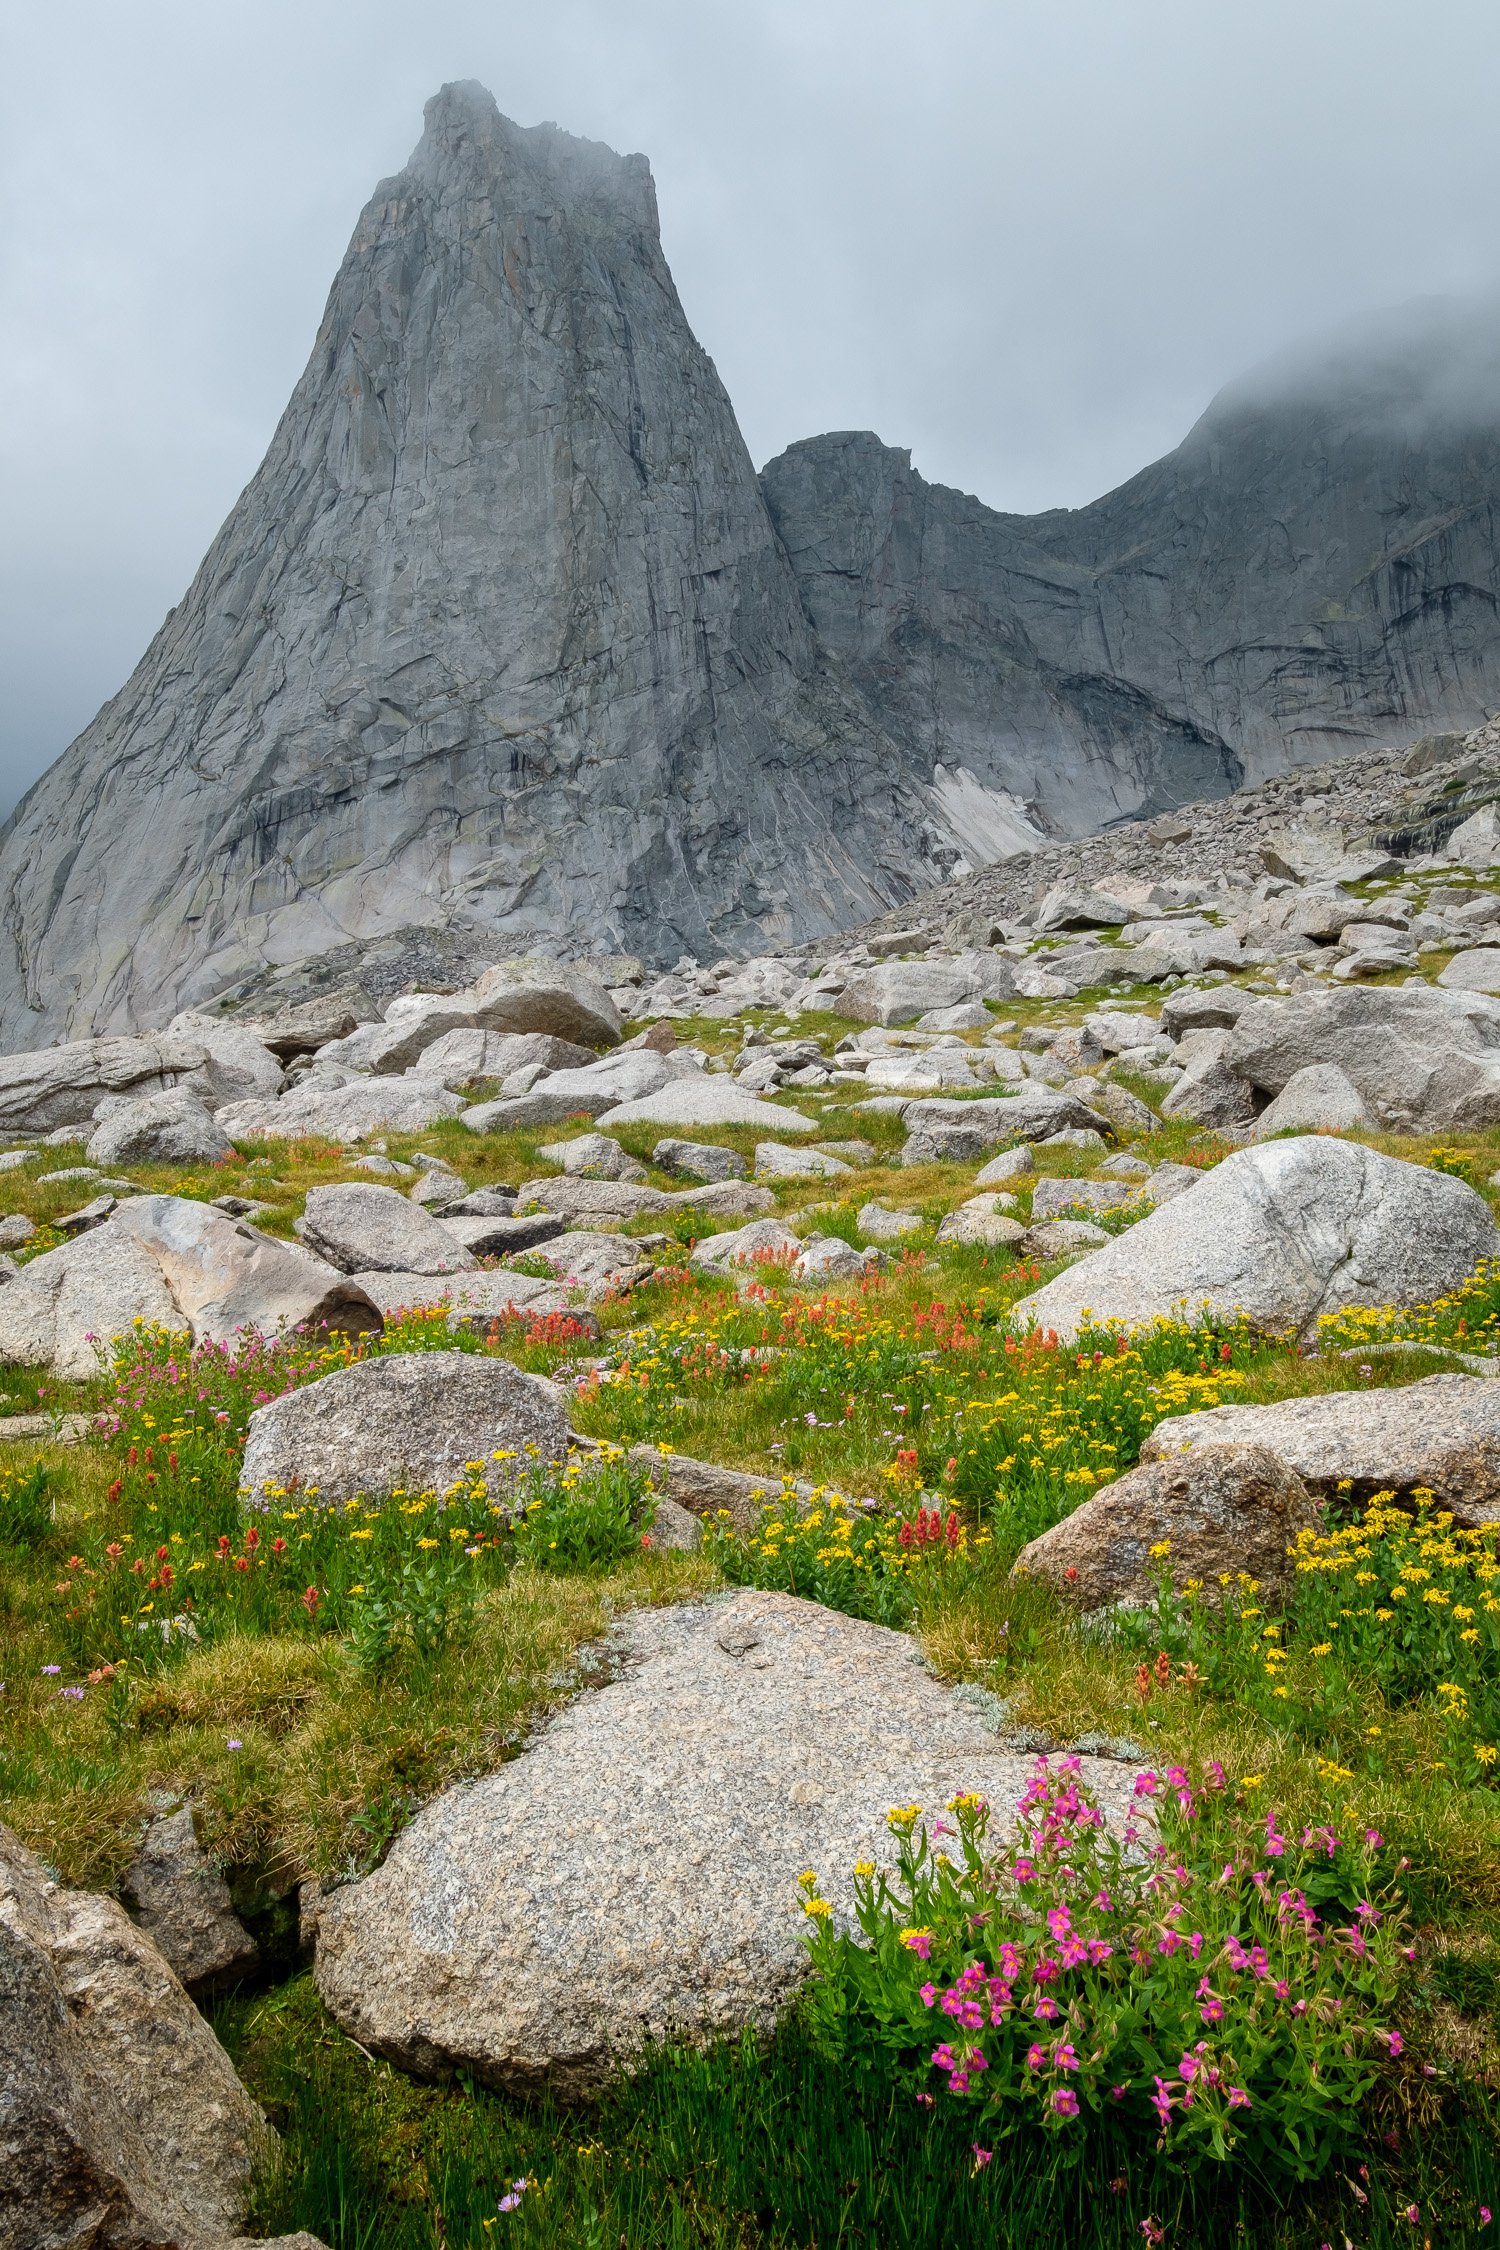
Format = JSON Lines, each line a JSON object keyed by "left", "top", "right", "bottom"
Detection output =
{"left": 4, "top": 0, "right": 1500, "bottom": 813}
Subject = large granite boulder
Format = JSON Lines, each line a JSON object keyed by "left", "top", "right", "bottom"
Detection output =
{"left": 299, "top": 1183, "right": 478, "bottom": 1275}
{"left": 1015, "top": 1445, "right": 1319, "bottom": 1610}
{"left": 595, "top": 1080, "right": 816, "bottom": 1133}
{"left": 0, "top": 1033, "right": 210, "bottom": 1136}
{"left": 239, "top": 1350, "right": 570, "bottom": 1508}
{"left": 837, "top": 955, "right": 1015, "bottom": 1027}
{"left": 0, "top": 1197, "right": 381, "bottom": 1377}
{"left": 86, "top": 1086, "right": 235, "bottom": 1168}
{"left": 461, "top": 1051, "right": 688, "bottom": 1131}
{"left": 1142, "top": 1373, "right": 1500, "bottom": 1525}
{"left": 313, "top": 1591, "right": 1136, "bottom": 2096}
{"left": 217, "top": 1076, "right": 466, "bottom": 1144}
{"left": 113, "top": 1196, "right": 383, "bottom": 1347}
{"left": 164, "top": 1011, "right": 285, "bottom": 1103}
{"left": 1250, "top": 1062, "right": 1374, "bottom": 1138}
{"left": 899, "top": 1089, "right": 1112, "bottom": 1165}
{"left": 409, "top": 1028, "right": 594, "bottom": 1089}
{"left": 1011, "top": 1137, "right": 1500, "bottom": 1344}
{"left": 0, "top": 1822, "right": 270, "bottom": 2247}
{"left": 1224, "top": 985, "right": 1500, "bottom": 1131}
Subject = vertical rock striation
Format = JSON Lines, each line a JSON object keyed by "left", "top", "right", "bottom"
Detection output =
{"left": 0, "top": 84, "right": 936, "bottom": 1044}
{"left": 4, "top": 85, "right": 1500, "bottom": 1045}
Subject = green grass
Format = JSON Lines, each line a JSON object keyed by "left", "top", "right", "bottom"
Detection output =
{"left": 223, "top": 1978, "right": 1500, "bottom": 2248}
{"left": 5, "top": 1082, "right": 1500, "bottom": 2238}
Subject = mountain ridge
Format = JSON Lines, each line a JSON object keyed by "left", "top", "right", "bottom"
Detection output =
{"left": 3, "top": 83, "right": 1498, "bottom": 1044}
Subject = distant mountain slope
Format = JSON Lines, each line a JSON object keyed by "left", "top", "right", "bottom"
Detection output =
{"left": 762, "top": 296, "right": 1500, "bottom": 848}
{"left": 2, "top": 84, "right": 1498, "bottom": 1042}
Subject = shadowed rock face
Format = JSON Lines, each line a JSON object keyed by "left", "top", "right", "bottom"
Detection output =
{"left": 0, "top": 82, "right": 939, "bottom": 1043}
{"left": 762, "top": 303, "right": 1500, "bottom": 843}
{"left": 5, "top": 81, "right": 1500, "bottom": 1044}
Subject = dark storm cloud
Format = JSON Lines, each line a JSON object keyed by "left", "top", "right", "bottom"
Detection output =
{"left": 3, "top": 0, "right": 1499, "bottom": 812}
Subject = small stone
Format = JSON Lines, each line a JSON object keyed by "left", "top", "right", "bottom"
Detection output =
{"left": 240, "top": 1351, "right": 569, "bottom": 1509}
{"left": 0, "top": 1215, "right": 35, "bottom": 1248}
{"left": 1037, "top": 1129, "right": 1109, "bottom": 1152}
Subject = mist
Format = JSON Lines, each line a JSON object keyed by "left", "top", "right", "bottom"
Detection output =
{"left": 4, "top": 0, "right": 1500, "bottom": 815}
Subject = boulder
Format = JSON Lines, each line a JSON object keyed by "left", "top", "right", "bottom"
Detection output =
{"left": 436, "top": 1186, "right": 515, "bottom": 1218}
{"left": 239, "top": 1351, "right": 570, "bottom": 1508}
{"left": 1033, "top": 885, "right": 1132, "bottom": 932}
{"left": 86, "top": 1086, "right": 235, "bottom": 1168}
{"left": 1159, "top": 1033, "right": 1257, "bottom": 1128}
{"left": 245, "top": 994, "right": 372, "bottom": 1057}
{"left": 299, "top": 1184, "right": 478, "bottom": 1275}
{"left": 863, "top": 1052, "right": 982, "bottom": 1092}
{"left": 645, "top": 1494, "right": 705, "bottom": 1552}
{"left": 1437, "top": 947, "right": 1500, "bottom": 995}
{"left": 466, "top": 959, "right": 624, "bottom": 1047}
{"left": 216, "top": 1076, "right": 465, "bottom": 1143}
{"left": 792, "top": 1236, "right": 882, "bottom": 1282}
{"left": 1021, "top": 1218, "right": 1111, "bottom": 1258}
{"left": 899, "top": 1089, "right": 1112, "bottom": 1166}
{"left": 514, "top": 1175, "right": 673, "bottom": 1225}
{"left": 1089, "top": 1081, "right": 1160, "bottom": 1135}
{"left": 935, "top": 1196, "right": 1026, "bottom": 1248}
{"left": 754, "top": 1143, "right": 852, "bottom": 1181}
{"left": 114, "top": 1197, "right": 384, "bottom": 1348}
{"left": 974, "top": 1144, "right": 1036, "bottom": 1185}
{"left": 536, "top": 1132, "right": 645, "bottom": 1181}
{"left": 1012, "top": 1137, "right": 1500, "bottom": 1344}
{"left": 0, "top": 1821, "right": 270, "bottom": 2246}
{"left": 1251, "top": 1062, "right": 1373, "bottom": 1138}
{"left": 1160, "top": 987, "right": 1254, "bottom": 1037}
{"left": 121, "top": 1805, "right": 259, "bottom": 1996}
{"left": 164, "top": 1011, "right": 285, "bottom": 1104}
{"left": 0, "top": 1225, "right": 186, "bottom": 1377}
{"left": 440, "top": 1212, "right": 567, "bottom": 1257}
{"left": 1029, "top": 1177, "right": 1138, "bottom": 1220}
{"left": 1447, "top": 803, "right": 1500, "bottom": 868}
{"left": 1223, "top": 985, "right": 1500, "bottom": 1131}
{"left": 857, "top": 1203, "right": 924, "bottom": 1241}
{"left": 1141, "top": 1373, "right": 1500, "bottom": 1525}
{"left": 836, "top": 954, "right": 1015, "bottom": 1027}
{"left": 690, "top": 1219, "right": 802, "bottom": 1274}
{"left": 461, "top": 1051, "right": 691, "bottom": 1130}
{"left": 1015, "top": 1444, "right": 1318, "bottom": 1609}
{"left": 411, "top": 1028, "right": 595, "bottom": 1088}
{"left": 652, "top": 1138, "right": 749, "bottom": 1183}
{"left": 596, "top": 1080, "right": 816, "bottom": 1133}
{"left": 0, "top": 1033, "right": 215, "bottom": 1136}
{"left": 520, "top": 1231, "right": 660, "bottom": 1297}
{"left": 408, "top": 1165, "right": 468, "bottom": 1207}
{"left": 312, "top": 1591, "right": 1136, "bottom": 2097}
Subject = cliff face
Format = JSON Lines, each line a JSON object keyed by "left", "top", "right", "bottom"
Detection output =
{"left": 0, "top": 85, "right": 939, "bottom": 1042}
{"left": 762, "top": 302, "right": 1500, "bottom": 843}
{"left": 4, "top": 88, "right": 1500, "bottom": 1043}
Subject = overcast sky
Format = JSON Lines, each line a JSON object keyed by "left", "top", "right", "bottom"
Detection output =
{"left": 3, "top": 0, "right": 1499, "bottom": 813}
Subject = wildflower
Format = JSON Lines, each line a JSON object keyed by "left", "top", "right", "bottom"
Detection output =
{"left": 227, "top": 1738, "right": 243, "bottom": 1752}
{"left": 498, "top": 2178, "right": 531, "bottom": 2213}
{"left": 1227, "top": 2087, "right": 1251, "bottom": 2109}
{"left": 1386, "top": 2030, "right": 1403, "bottom": 2057}
{"left": 1051, "top": 2087, "right": 1080, "bottom": 2117}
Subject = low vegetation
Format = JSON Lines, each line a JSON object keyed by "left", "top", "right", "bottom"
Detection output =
{"left": 3, "top": 1030, "right": 1500, "bottom": 2244}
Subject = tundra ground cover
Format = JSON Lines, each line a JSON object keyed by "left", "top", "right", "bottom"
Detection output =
{"left": 2, "top": 1095, "right": 1500, "bottom": 2242}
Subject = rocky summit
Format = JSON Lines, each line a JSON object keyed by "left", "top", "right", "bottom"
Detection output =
{"left": 3, "top": 85, "right": 1500, "bottom": 1043}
